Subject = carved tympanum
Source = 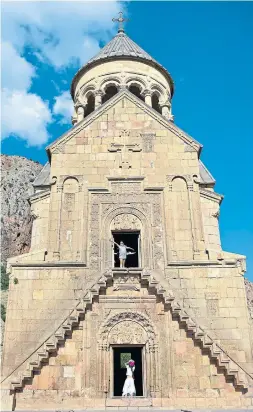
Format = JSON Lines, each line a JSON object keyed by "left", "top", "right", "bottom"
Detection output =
{"left": 109, "top": 320, "right": 147, "bottom": 344}
{"left": 111, "top": 213, "right": 141, "bottom": 231}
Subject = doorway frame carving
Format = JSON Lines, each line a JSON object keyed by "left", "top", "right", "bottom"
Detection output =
{"left": 110, "top": 344, "right": 145, "bottom": 398}
{"left": 102, "top": 206, "right": 152, "bottom": 270}
{"left": 97, "top": 311, "right": 159, "bottom": 398}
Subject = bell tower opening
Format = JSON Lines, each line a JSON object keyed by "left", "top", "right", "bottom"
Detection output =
{"left": 84, "top": 94, "right": 95, "bottom": 117}
{"left": 151, "top": 93, "right": 162, "bottom": 114}
{"left": 112, "top": 231, "right": 140, "bottom": 268}
{"left": 102, "top": 85, "right": 118, "bottom": 104}
{"left": 113, "top": 346, "right": 143, "bottom": 397}
{"left": 129, "top": 85, "right": 145, "bottom": 102}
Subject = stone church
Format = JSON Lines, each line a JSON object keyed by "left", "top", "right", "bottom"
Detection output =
{"left": 1, "top": 16, "right": 253, "bottom": 410}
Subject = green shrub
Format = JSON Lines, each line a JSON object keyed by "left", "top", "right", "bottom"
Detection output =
{"left": 1, "top": 304, "right": 6, "bottom": 322}
{"left": 0, "top": 264, "right": 9, "bottom": 290}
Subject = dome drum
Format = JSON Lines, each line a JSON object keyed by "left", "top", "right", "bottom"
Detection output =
{"left": 71, "top": 31, "right": 174, "bottom": 125}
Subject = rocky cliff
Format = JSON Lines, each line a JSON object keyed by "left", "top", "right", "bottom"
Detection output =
{"left": 1, "top": 155, "right": 43, "bottom": 264}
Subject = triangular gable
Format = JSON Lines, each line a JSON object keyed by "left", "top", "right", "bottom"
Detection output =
{"left": 46, "top": 89, "right": 202, "bottom": 156}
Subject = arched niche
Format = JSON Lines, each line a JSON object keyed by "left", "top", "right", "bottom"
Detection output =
{"left": 171, "top": 177, "right": 193, "bottom": 260}
{"left": 60, "top": 177, "right": 80, "bottom": 260}
{"left": 101, "top": 207, "right": 152, "bottom": 270}
{"left": 128, "top": 81, "right": 145, "bottom": 102}
{"left": 151, "top": 92, "right": 162, "bottom": 114}
{"left": 84, "top": 93, "right": 95, "bottom": 117}
{"left": 102, "top": 84, "right": 118, "bottom": 104}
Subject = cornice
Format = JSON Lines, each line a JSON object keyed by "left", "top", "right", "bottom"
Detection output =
{"left": 29, "top": 189, "right": 50, "bottom": 204}
{"left": 200, "top": 188, "right": 224, "bottom": 204}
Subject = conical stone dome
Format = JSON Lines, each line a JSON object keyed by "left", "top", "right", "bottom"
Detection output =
{"left": 71, "top": 31, "right": 174, "bottom": 98}
{"left": 86, "top": 31, "right": 161, "bottom": 65}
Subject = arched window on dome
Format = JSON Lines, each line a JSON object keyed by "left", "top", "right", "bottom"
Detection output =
{"left": 151, "top": 93, "right": 162, "bottom": 114}
{"left": 84, "top": 94, "right": 95, "bottom": 117}
{"left": 128, "top": 85, "right": 145, "bottom": 102}
{"left": 102, "top": 85, "right": 118, "bottom": 104}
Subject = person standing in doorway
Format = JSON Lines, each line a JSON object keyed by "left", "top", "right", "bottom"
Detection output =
{"left": 112, "top": 240, "right": 135, "bottom": 268}
{"left": 122, "top": 359, "right": 136, "bottom": 397}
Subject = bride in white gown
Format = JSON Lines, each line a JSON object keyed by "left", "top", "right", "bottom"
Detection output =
{"left": 122, "top": 359, "right": 136, "bottom": 397}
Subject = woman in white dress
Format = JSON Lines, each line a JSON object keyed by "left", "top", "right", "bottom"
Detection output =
{"left": 122, "top": 359, "right": 136, "bottom": 397}
{"left": 112, "top": 240, "right": 135, "bottom": 268}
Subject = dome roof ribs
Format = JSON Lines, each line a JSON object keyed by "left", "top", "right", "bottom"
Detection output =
{"left": 71, "top": 32, "right": 174, "bottom": 98}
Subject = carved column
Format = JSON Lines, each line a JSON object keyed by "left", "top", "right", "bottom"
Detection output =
{"left": 143, "top": 89, "right": 152, "bottom": 106}
{"left": 98, "top": 343, "right": 109, "bottom": 396}
{"left": 161, "top": 100, "right": 172, "bottom": 118}
{"left": 77, "top": 105, "right": 85, "bottom": 123}
{"left": 95, "top": 90, "right": 103, "bottom": 109}
{"left": 149, "top": 342, "right": 156, "bottom": 396}
{"left": 154, "top": 343, "right": 160, "bottom": 393}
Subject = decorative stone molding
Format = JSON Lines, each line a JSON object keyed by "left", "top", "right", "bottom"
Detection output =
{"left": 99, "top": 310, "right": 156, "bottom": 344}
{"left": 140, "top": 132, "right": 156, "bottom": 153}
{"left": 57, "top": 184, "right": 63, "bottom": 193}
{"left": 52, "top": 143, "right": 65, "bottom": 154}
{"left": 108, "top": 142, "right": 141, "bottom": 153}
{"left": 110, "top": 181, "right": 141, "bottom": 194}
{"left": 166, "top": 174, "right": 194, "bottom": 191}
{"left": 108, "top": 320, "right": 146, "bottom": 344}
{"left": 88, "top": 189, "right": 163, "bottom": 270}
{"left": 58, "top": 175, "right": 84, "bottom": 192}
{"left": 112, "top": 274, "right": 141, "bottom": 291}
{"left": 111, "top": 213, "right": 141, "bottom": 231}
{"left": 200, "top": 188, "right": 224, "bottom": 204}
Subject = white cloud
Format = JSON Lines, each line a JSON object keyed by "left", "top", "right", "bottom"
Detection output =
{"left": 53, "top": 91, "right": 73, "bottom": 124}
{"left": 2, "top": 90, "right": 52, "bottom": 146}
{"left": 1, "top": 42, "right": 36, "bottom": 91}
{"left": 1, "top": 41, "right": 52, "bottom": 145}
{"left": 1, "top": 1, "right": 125, "bottom": 146}
{"left": 1, "top": 1, "right": 123, "bottom": 69}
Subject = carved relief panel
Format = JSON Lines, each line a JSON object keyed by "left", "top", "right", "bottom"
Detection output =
{"left": 88, "top": 181, "right": 164, "bottom": 270}
{"left": 111, "top": 214, "right": 142, "bottom": 231}
{"left": 108, "top": 320, "right": 147, "bottom": 345}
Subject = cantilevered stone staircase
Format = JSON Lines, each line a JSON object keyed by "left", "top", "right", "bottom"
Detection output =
{"left": 6, "top": 269, "right": 252, "bottom": 392}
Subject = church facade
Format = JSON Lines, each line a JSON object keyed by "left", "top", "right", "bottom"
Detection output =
{"left": 1, "top": 18, "right": 253, "bottom": 410}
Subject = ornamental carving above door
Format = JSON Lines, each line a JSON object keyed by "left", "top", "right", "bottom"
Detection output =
{"left": 111, "top": 213, "right": 142, "bottom": 231}
{"left": 109, "top": 320, "right": 147, "bottom": 345}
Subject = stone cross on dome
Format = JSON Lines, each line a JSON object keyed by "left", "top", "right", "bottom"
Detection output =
{"left": 112, "top": 11, "right": 129, "bottom": 33}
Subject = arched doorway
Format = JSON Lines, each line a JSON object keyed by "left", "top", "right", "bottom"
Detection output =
{"left": 98, "top": 311, "right": 159, "bottom": 398}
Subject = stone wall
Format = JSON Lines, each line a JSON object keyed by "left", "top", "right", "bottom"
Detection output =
{"left": 11, "top": 274, "right": 252, "bottom": 410}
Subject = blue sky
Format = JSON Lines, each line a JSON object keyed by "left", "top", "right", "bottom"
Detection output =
{"left": 2, "top": 1, "right": 253, "bottom": 280}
